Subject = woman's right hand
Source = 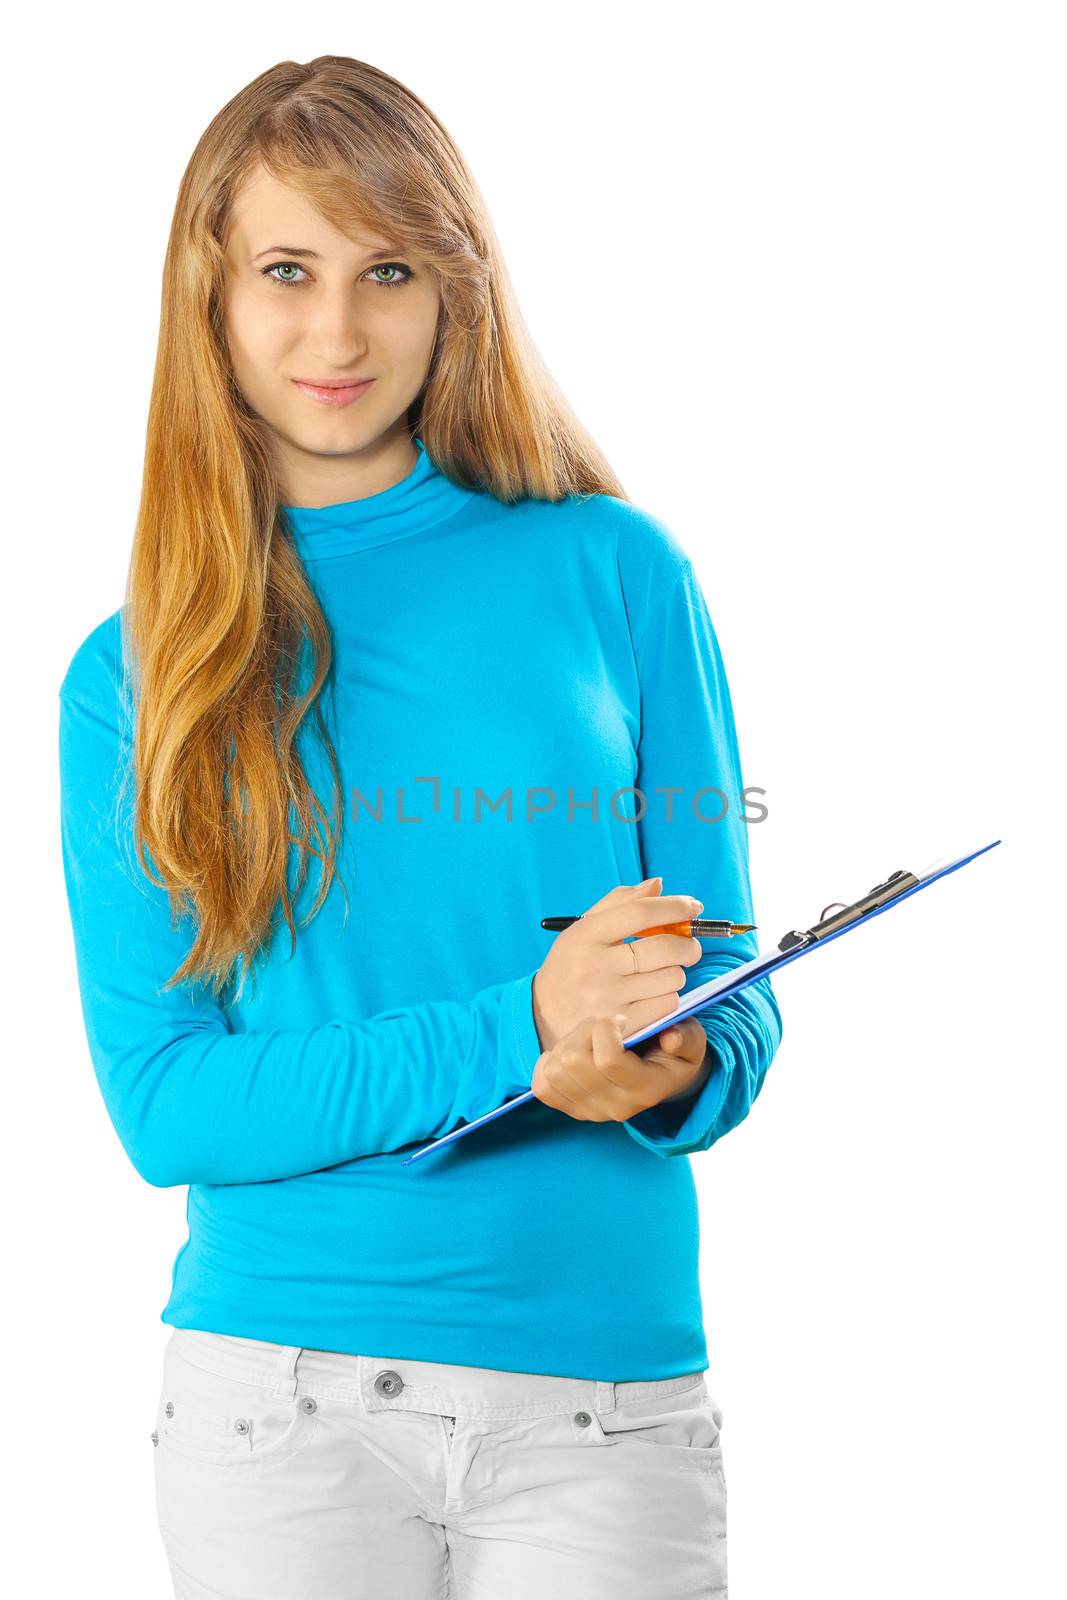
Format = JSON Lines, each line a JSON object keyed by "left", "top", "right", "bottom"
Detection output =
{"left": 531, "top": 875, "right": 705, "bottom": 1053}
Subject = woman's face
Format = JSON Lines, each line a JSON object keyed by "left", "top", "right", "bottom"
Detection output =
{"left": 222, "top": 167, "right": 441, "bottom": 503}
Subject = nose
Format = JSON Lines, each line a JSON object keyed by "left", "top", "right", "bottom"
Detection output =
{"left": 304, "top": 286, "right": 372, "bottom": 360}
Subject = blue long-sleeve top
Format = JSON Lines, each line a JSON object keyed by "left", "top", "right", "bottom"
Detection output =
{"left": 57, "top": 435, "right": 782, "bottom": 1381}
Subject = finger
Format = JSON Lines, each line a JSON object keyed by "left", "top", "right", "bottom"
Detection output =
{"left": 657, "top": 1018, "right": 707, "bottom": 1065}
{"left": 593, "top": 1014, "right": 669, "bottom": 1113}
{"left": 536, "top": 1015, "right": 607, "bottom": 1121}
{"left": 531, "top": 1051, "right": 588, "bottom": 1119}
{"left": 592, "top": 1013, "right": 635, "bottom": 1074}
{"left": 577, "top": 1015, "right": 644, "bottom": 1119}
{"left": 584, "top": 876, "right": 662, "bottom": 915}
{"left": 550, "top": 1015, "right": 637, "bottom": 1122}
{"left": 617, "top": 933, "right": 703, "bottom": 983}
{"left": 583, "top": 893, "right": 705, "bottom": 946}
{"left": 615, "top": 992, "right": 692, "bottom": 1038}
{"left": 548, "top": 1017, "right": 616, "bottom": 1120}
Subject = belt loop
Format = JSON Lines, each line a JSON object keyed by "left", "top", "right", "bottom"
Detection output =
{"left": 278, "top": 1346, "right": 302, "bottom": 1400}
{"left": 595, "top": 1380, "right": 616, "bottom": 1415}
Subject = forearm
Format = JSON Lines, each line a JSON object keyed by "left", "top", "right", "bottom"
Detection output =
{"left": 87, "top": 972, "right": 542, "bottom": 1188}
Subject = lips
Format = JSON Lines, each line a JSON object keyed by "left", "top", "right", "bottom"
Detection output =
{"left": 292, "top": 377, "right": 376, "bottom": 408}
{"left": 292, "top": 377, "right": 373, "bottom": 389}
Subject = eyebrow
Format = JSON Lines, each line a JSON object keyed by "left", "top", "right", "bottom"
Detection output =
{"left": 250, "top": 243, "right": 401, "bottom": 263}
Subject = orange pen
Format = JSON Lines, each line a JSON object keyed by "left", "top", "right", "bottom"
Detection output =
{"left": 540, "top": 915, "right": 755, "bottom": 938}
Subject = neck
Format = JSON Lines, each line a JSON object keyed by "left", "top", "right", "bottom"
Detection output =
{"left": 276, "top": 425, "right": 419, "bottom": 510}
{"left": 280, "top": 434, "right": 476, "bottom": 562}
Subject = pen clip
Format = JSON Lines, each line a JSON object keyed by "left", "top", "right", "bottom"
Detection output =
{"left": 777, "top": 868, "right": 920, "bottom": 952}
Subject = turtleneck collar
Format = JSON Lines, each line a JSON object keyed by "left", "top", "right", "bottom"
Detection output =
{"left": 281, "top": 434, "right": 476, "bottom": 561}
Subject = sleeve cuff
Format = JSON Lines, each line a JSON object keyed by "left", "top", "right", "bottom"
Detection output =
{"left": 623, "top": 1036, "right": 735, "bottom": 1158}
{"left": 499, "top": 969, "right": 544, "bottom": 1094}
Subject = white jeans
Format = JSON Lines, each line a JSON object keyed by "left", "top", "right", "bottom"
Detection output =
{"left": 153, "top": 1327, "right": 729, "bottom": 1598}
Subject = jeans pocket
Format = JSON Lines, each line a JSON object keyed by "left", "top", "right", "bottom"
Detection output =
{"left": 154, "top": 1345, "right": 319, "bottom": 1472}
{"left": 585, "top": 1380, "right": 724, "bottom": 1471}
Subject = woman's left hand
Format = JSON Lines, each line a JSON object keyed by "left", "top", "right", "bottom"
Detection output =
{"left": 531, "top": 1012, "right": 711, "bottom": 1122}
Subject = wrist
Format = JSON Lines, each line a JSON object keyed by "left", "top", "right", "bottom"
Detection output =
{"left": 531, "top": 973, "right": 552, "bottom": 1052}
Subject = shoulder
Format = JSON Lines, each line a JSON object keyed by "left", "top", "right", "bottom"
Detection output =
{"left": 556, "top": 491, "right": 698, "bottom": 641}
{"left": 571, "top": 490, "right": 688, "bottom": 555}
{"left": 516, "top": 488, "right": 693, "bottom": 589}
{"left": 57, "top": 606, "right": 131, "bottom": 725}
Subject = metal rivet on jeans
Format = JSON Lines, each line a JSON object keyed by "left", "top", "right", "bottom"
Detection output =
{"left": 300, "top": 1396, "right": 317, "bottom": 1413}
{"left": 164, "top": 1401, "right": 174, "bottom": 1417}
{"left": 234, "top": 1418, "right": 250, "bottom": 1435}
{"left": 373, "top": 1370, "right": 404, "bottom": 1398}
{"left": 575, "top": 1411, "right": 592, "bottom": 1426}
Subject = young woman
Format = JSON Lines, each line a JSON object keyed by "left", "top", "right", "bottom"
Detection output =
{"left": 58, "top": 54, "right": 782, "bottom": 1600}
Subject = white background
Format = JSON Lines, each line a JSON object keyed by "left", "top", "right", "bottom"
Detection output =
{"left": 4, "top": 3, "right": 1063, "bottom": 1596}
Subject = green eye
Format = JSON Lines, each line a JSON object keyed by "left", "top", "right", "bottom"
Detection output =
{"left": 370, "top": 264, "right": 411, "bottom": 287}
{"left": 262, "top": 263, "right": 308, "bottom": 287}
{"left": 261, "top": 261, "right": 415, "bottom": 290}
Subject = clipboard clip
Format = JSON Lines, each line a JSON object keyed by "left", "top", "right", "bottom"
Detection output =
{"left": 777, "top": 868, "right": 920, "bottom": 953}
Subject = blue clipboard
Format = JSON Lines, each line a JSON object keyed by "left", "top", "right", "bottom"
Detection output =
{"left": 400, "top": 838, "right": 1001, "bottom": 1167}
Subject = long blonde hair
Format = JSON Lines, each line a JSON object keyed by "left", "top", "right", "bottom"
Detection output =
{"left": 126, "top": 54, "right": 628, "bottom": 1001}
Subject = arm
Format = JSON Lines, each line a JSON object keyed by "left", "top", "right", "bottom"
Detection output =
{"left": 621, "top": 557, "right": 783, "bottom": 1157}
{"left": 57, "top": 677, "right": 541, "bottom": 1190}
